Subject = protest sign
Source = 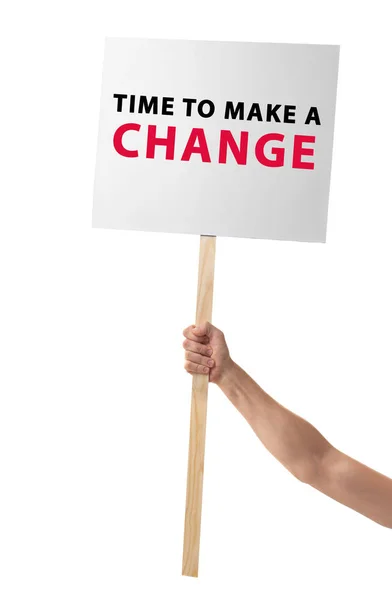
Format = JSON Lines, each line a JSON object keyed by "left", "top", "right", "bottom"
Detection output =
{"left": 93, "top": 37, "right": 339, "bottom": 576}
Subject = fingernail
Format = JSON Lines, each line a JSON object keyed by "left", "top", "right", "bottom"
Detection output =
{"left": 208, "top": 360, "right": 214, "bottom": 367}
{"left": 203, "top": 367, "right": 209, "bottom": 373}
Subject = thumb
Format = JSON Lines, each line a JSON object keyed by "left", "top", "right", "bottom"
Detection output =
{"left": 192, "top": 321, "right": 212, "bottom": 337}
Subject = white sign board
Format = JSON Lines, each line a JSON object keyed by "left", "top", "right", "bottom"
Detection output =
{"left": 93, "top": 38, "right": 339, "bottom": 242}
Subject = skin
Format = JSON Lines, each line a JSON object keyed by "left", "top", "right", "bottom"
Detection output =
{"left": 183, "top": 321, "right": 392, "bottom": 529}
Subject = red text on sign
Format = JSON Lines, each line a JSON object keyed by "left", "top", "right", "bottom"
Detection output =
{"left": 113, "top": 124, "right": 315, "bottom": 169}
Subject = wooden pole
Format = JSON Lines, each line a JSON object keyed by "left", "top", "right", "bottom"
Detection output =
{"left": 182, "top": 235, "right": 216, "bottom": 578}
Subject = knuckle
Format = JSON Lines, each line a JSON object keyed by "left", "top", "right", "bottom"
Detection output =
{"left": 182, "top": 339, "right": 188, "bottom": 349}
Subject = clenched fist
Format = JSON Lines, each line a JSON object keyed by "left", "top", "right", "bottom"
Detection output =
{"left": 182, "top": 322, "right": 233, "bottom": 384}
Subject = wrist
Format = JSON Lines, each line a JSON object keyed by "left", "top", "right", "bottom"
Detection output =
{"left": 216, "top": 357, "right": 237, "bottom": 388}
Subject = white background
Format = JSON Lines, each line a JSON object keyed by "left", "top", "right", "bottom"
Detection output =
{"left": 0, "top": 1, "right": 391, "bottom": 599}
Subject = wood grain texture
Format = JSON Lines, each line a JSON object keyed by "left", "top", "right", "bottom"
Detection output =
{"left": 182, "top": 235, "right": 216, "bottom": 578}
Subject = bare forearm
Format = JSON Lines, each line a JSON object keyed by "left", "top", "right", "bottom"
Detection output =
{"left": 218, "top": 360, "right": 332, "bottom": 482}
{"left": 218, "top": 360, "right": 392, "bottom": 528}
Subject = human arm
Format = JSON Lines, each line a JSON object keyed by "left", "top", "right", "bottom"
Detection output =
{"left": 182, "top": 321, "right": 392, "bottom": 529}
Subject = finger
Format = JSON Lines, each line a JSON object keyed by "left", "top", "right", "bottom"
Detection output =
{"left": 184, "top": 351, "right": 214, "bottom": 368}
{"left": 183, "top": 325, "right": 209, "bottom": 344}
{"left": 182, "top": 339, "right": 213, "bottom": 357}
{"left": 191, "top": 321, "right": 216, "bottom": 338}
{"left": 184, "top": 361, "right": 210, "bottom": 375}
